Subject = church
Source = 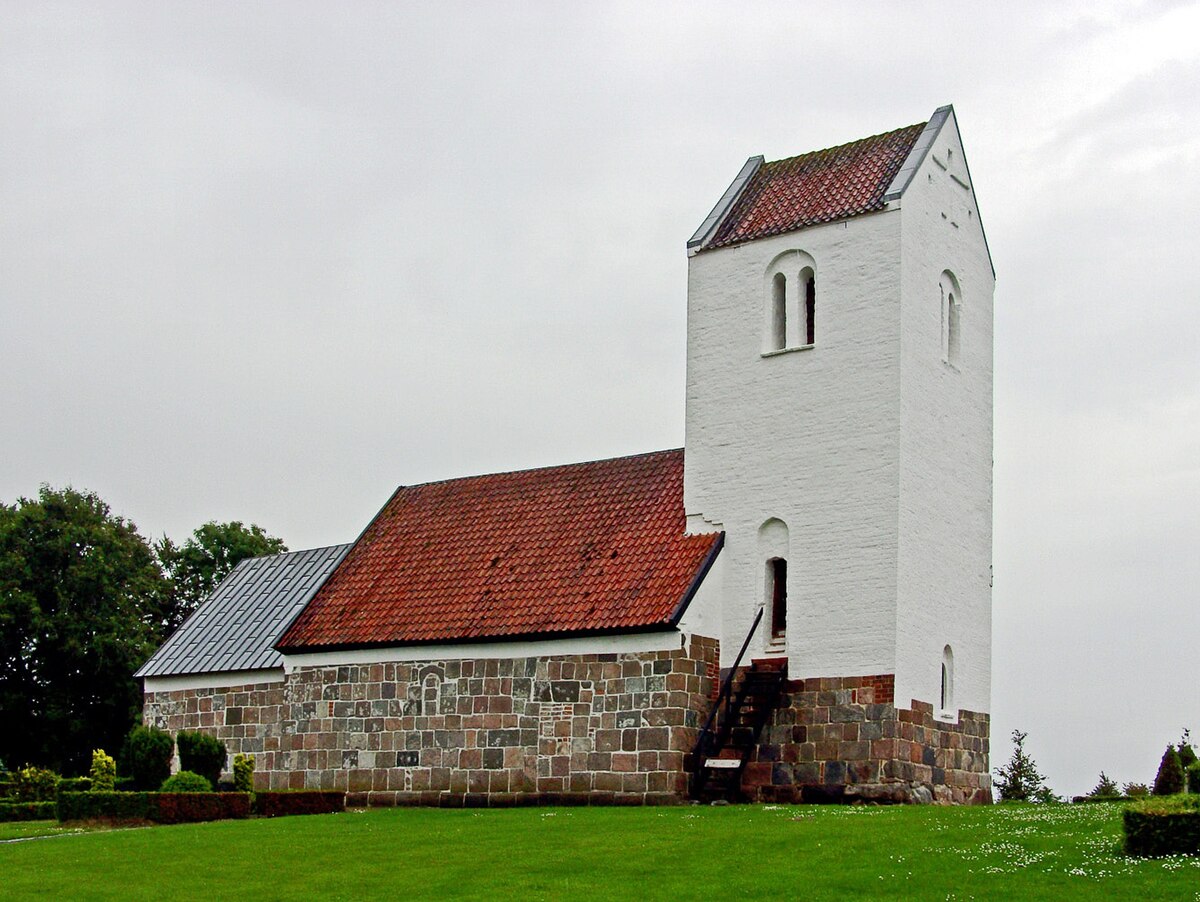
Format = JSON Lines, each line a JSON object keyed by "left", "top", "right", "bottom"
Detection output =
{"left": 138, "top": 104, "right": 994, "bottom": 805}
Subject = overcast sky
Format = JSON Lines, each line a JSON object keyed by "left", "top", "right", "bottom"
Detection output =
{"left": 3, "top": 1, "right": 1198, "bottom": 798}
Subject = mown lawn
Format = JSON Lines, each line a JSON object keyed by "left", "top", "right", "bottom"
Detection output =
{"left": 2, "top": 802, "right": 1197, "bottom": 900}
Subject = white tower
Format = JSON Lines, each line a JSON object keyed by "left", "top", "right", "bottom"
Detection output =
{"left": 683, "top": 106, "right": 993, "bottom": 779}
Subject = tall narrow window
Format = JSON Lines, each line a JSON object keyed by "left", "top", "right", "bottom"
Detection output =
{"left": 940, "top": 270, "right": 963, "bottom": 366}
{"left": 803, "top": 272, "right": 816, "bottom": 345}
{"left": 940, "top": 645, "right": 955, "bottom": 717}
{"left": 769, "top": 558, "right": 787, "bottom": 638}
{"left": 770, "top": 272, "right": 787, "bottom": 351}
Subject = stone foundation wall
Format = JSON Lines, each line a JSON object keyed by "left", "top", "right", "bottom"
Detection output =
{"left": 144, "top": 636, "right": 718, "bottom": 806}
{"left": 741, "top": 673, "right": 991, "bottom": 804}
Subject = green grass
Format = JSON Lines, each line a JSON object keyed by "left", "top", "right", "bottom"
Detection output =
{"left": 1, "top": 803, "right": 1197, "bottom": 900}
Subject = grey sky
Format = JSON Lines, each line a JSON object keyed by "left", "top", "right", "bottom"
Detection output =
{"left": 3, "top": 1, "right": 1198, "bottom": 797}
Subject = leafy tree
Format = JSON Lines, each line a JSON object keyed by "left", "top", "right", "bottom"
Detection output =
{"left": 1088, "top": 771, "right": 1120, "bottom": 799}
{"left": 1123, "top": 781, "right": 1150, "bottom": 798}
{"left": 0, "top": 487, "right": 168, "bottom": 774}
{"left": 1152, "top": 745, "right": 1185, "bottom": 796}
{"left": 156, "top": 521, "right": 286, "bottom": 631}
{"left": 993, "top": 729, "right": 1054, "bottom": 802}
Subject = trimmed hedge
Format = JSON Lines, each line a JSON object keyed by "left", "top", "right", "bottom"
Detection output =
{"left": 253, "top": 791, "right": 346, "bottom": 818}
{"left": 57, "top": 777, "right": 92, "bottom": 794}
{"left": 161, "top": 771, "right": 212, "bottom": 793}
{"left": 1124, "top": 795, "right": 1200, "bottom": 857}
{"left": 0, "top": 801, "right": 56, "bottom": 822}
{"left": 57, "top": 791, "right": 250, "bottom": 825}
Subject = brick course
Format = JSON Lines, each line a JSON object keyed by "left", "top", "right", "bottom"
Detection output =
{"left": 144, "top": 636, "right": 718, "bottom": 806}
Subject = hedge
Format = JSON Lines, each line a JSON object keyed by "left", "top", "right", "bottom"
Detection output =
{"left": 0, "top": 801, "right": 56, "bottom": 822}
{"left": 253, "top": 791, "right": 346, "bottom": 818}
{"left": 57, "top": 792, "right": 251, "bottom": 825}
{"left": 1123, "top": 795, "right": 1200, "bottom": 857}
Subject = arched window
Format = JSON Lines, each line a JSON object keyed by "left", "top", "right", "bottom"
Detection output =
{"left": 763, "top": 251, "right": 816, "bottom": 354}
{"left": 801, "top": 267, "right": 816, "bottom": 346}
{"left": 940, "top": 645, "right": 955, "bottom": 717}
{"left": 940, "top": 270, "right": 962, "bottom": 366}
{"left": 770, "top": 272, "right": 787, "bottom": 351}
{"left": 758, "top": 518, "right": 789, "bottom": 648}
{"left": 768, "top": 558, "right": 787, "bottom": 639}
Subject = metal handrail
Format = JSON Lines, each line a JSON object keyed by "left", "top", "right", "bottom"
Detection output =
{"left": 692, "top": 607, "right": 764, "bottom": 780}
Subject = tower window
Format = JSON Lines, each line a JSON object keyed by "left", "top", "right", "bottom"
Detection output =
{"left": 940, "top": 270, "right": 963, "bottom": 366}
{"left": 768, "top": 558, "right": 787, "bottom": 638}
{"left": 940, "top": 645, "right": 955, "bottom": 717}
{"left": 770, "top": 272, "right": 787, "bottom": 351}
{"left": 803, "top": 270, "right": 816, "bottom": 346}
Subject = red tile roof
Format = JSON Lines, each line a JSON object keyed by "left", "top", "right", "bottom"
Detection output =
{"left": 277, "top": 449, "right": 721, "bottom": 650}
{"left": 707, "top": 122, "right": 925, "bottom": 249}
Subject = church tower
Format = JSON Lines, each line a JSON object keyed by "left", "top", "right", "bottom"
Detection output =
{"left": 683, "top": 106, "right": 994, "bottom": 802}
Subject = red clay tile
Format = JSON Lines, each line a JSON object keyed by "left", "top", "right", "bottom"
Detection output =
{"left": 277, "top": 449, "right": 721, "bottom": 650}
{"left": 707, "top": 122, "right": 925, "bottom": 250}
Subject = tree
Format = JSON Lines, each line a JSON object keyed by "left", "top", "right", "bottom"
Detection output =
{"left": 1178, "top": 728, "right": 1197, "bottom": 771}
{"left": 1152, "top": 744, "right": 1185, "bottom": 796}
{"left": 993, "top": 729, "right": 1053, "bottom": 802}
{"left": 0, "top": 486, "right": 169, "bottom": 774}
{"left": 156, "top": 521, "right": 286, "bottom": 631}
{"left": 1088, "top": 771, "right": 1120, "bottom": 799}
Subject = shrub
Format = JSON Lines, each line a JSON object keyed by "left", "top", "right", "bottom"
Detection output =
{"left": 1124, "top": 782, "right": 1151, "bottom": 798}
{"left": 57, "top": 791, "right": 250, "bottom": 824}
{"left": 161, "top": 770, "right": 212, "bottom": 793}
{"left": 12, "top": 766, "right": 60, "bottom": 802}
{"left": 252, "top": 791, "right": 346, "bottom": 818}
{"left": 122, "top": 726, "right": 174, "bottom": 791}
{"left": 1188, "top": 762, "right": 1200, "bottom": 795}
{"left": 1124, "top": 794, "right": 1200, "bottom": 856}
{"left": 90, "top": 749, "right": 116, "bottom": 792}
{"left": 993, "top": 730, "right": 1053, "bottom": 802}
{"left": 177, "top": 731, "right": 226, "bottom": 790}
{"left": 57, "top": 777, "right": 92, "bottom": 794}
{"left": 1153, "top": 745, "right": 1186, "bottom": 796}
{"left": 233, "top": 753, "right": 255, "bottom": 793}
{"left": 1087, "top": 771, "right": 1120, "bottom": 799}
{"left": 0, "top": 801, "right": 56, "bottom": 821}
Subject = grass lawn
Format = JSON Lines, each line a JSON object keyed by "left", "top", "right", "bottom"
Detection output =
{"left": 2, "top": 802, "right": 1197, "bottom": 900}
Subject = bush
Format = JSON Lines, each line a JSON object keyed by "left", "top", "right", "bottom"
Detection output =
{"left": 177, "top": 731, "right": 226, "bottom": 790}
{"left": 1088, "top": 771, "right": 1120, "bottom": 799}
{"left": 122, "top": 726, "right": 174, "bottom": 791}
{"left": 161, "top": 770, "right": 212, "bottom": 793}
{"left": 1124, "top": 794, "right": 1200, "bottom": 856}
{"left": 994, "top": 730, "right": 1053, "bottom": 802}
{"left": 1188, "top": 762, "right": 1200, "bottom": 795}
{"left": 57, "top": 791, "right": 250, "bottom": 824}
{"left": 90, "top": 749, "right": 116, "bottom": 792}
{"left": 1124, "top": 782, "right": 1151, "bottom": 798}
{"left": 233, "top": 753, "right": 255, "bottom": 793}
{"left": 0, "top": 801, "right": 56, "bottom": 822}
{"left": 1153, "top": 745, "right": 1186, "bottom": 796}
{"left": 57, "top": 777, "right": 92, "bottom": 794}
{"left": 252, "top": 791, "right": 346, "bottom": 818}
{"left": 11, "top": 766, "right": 60, "bottom": 802}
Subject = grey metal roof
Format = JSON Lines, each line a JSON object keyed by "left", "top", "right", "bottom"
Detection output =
{"left": 135, "top": 543, "right": 351, "bottom": 678}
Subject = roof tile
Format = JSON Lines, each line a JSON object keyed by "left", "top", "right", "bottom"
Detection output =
{"left": 707, "top": 122, "right": 925, "bottom": 249}
{"left": 277, "top": 449, "right": 720, "bottom": 650}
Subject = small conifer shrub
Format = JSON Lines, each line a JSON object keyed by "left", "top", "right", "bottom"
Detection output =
{"left": 233, "top": 753, "right": 255, "bottom": 793}
{"left": 1153, "top": 745, "right": 1185, "bottom": 796}
{"left": 90, "top": 750, "right": 116, "bottom": 792}
{"left": 177, "top": 731, "right": 226, "bottom": 790}
{"left": 160, "top": 770, "right": 213, "bottom": 793}
{"left": 994, "top": 730, "right": 1054, "bottom": 802}
{"left": 1187, "top": 762, "right": 1200, "bottom": 795}
{"left": 122, "top": 726, "right": 174, "bottom": 791}
{"left": 1088, "top": 771, "right": 1120, "bottom": 799}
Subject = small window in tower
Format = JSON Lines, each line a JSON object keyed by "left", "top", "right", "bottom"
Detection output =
{"left": 940, "top": 645, "right": 955, "bottom": 718}
{"left": 768, "top": 558, "right": 787, "bottom": 638}
{"left": 803, "top": 270, "right": 816, "bottom": 346}
{"left": 939, "top": 270, "right": 963, "bottom": 367}
{"left": 770, "top": 272, "right": 787, "bottom": 351}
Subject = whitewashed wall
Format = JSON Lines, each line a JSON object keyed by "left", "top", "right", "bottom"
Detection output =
{"left": 894, "top": 110, "right": 994, "bottom": 717}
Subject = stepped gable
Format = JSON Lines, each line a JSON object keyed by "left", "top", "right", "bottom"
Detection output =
{"left": 707, "top": 122, "right": 925, "bottom": 249}
{"left": 277, "top": 449, "right": 722, "bottom": 651}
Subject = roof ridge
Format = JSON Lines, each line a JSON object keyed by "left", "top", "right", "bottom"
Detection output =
{"left": 390, "top": 447, "right": 683, "bottom": 492}
{"left": 765, "top": 121, "right": 926, "bottom": 169}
